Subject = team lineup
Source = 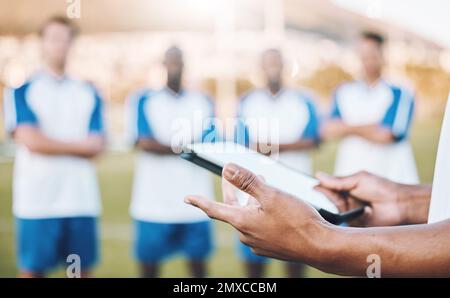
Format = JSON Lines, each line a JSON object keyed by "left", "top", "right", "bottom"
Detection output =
{"left": 5, "top": 16, "right": 434, "bottom": 278}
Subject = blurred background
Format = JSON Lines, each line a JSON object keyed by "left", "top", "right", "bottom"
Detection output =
{"left": 0, "top": 0, "right": 449, "bottom": 277}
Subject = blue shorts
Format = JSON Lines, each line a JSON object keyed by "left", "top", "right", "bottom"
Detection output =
{"left": 16, "top": 217, "right": 98, "bottom": 273}
{"left": 134, "top": 220, "right": 213, "bottom": 263}
{"left": 237, "top": 240, "right": 269, "bottom": 264}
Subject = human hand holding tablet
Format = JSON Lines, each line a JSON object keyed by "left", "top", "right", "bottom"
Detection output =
{"left": 180, "top": 142, "right": 364, "bottom": 224}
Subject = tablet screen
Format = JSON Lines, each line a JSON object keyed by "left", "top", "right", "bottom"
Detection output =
{"left": 184, "top": 142, "right": 339, "bottom": 214}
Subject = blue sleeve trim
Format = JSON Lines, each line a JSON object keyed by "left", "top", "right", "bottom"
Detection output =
{"left": 202, "top": 119, "right": 219, "bottom": 143}
{"left": 14, "top": 82, "right": 38, "bottom": 127}
{"left": 233, "top": 95, "right": 250, "bottom": 147}
{"left": 330, "top": 90, "right": 342, "bottom": 119}
{"left": 201, "top": 95, "right": 220, "bottom": 143}
{"left": 234, "top": 118, "right": 250, "bottom": 147}
{"left": 301, "top": 98, "right": 321, "bottom": 143}
{"left": 381, "top": 86, "right": 414, "bottom": 141}
{"left": 88, "top": 87, "right": 104, "bottom": 134}
{"left": 137, "top": 91, "right": 153, "bottom": 139}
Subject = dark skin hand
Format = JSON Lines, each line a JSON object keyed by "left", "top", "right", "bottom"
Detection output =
{"left": 315, "top": 171, "right": 430, "bottom": 226}
{"left": 185, "top": 163, "right": 450, "bottom": 277}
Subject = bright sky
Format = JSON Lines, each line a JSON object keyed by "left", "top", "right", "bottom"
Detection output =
{"left": 333, "top": 0, "right": 450, "bottom": 48}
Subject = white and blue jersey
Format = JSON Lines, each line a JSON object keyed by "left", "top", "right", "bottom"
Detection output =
{"left": 236, "top": 88, "right": 320, "bottom": 175}
{"left": 235, "top": 87, "right": 320, "bottom": 263}
{"left": 128, "top": 87, "right": 216, "bottom": 223}
{"left": 3, "top": 71, "right": 104, "bottom": 219}
{"left": 331, "top": 79, "right": 418, "bottom": 183}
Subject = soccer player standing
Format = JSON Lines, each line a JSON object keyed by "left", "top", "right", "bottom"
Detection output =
{"left": 127, "top": 46, "right": 216, "bottom": 278}
{"left": 234, "top": 49, "right": 320, "bottom": 278}
{"left": 322, "top": 32, "right": 418, "bottom": 184}
{"left": 3, "top": 17, "right": 105, "bottom": 278}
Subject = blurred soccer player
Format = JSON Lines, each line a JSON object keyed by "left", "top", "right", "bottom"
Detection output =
{"left": 322, "top": 32, "right": 418, "bottom": 184}
{"left": 3, "top": 16, "right": 105, "bottom": 278}
{"left": 127, "top": 46, "right": 216, "bottom": 278}
{"left": 234, "top": 49, "right": 320, "bottom": 278}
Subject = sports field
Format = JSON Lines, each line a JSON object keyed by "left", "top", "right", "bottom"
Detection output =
{"left": 0, "top": 117, "right": 442, "bottom": 277}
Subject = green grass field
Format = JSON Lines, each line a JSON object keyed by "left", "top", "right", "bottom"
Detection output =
{"left": 0, "top": 118, "right": 442, "bottom": 277}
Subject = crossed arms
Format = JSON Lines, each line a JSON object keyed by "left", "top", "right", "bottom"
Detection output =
{"left": 14, "top": 125, "right": 104, "bottom": 158}
{"left": 322, "top": 119, "right": 396, "bottom": 144}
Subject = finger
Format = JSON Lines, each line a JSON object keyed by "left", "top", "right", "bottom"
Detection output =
{"left": 247, "top": 175, "right": 266, "bottom": 206}
{"left": 364, "top": 206, "right": 373, "bottom": 217}
{"left": 222, "top": 163, "right": 272, "bottom": 203}
{"left": 221, "top": 178, "right": 239, "bottom": 206}
{"left": 315, "top": 172, "right": 360, "bottom": 192}
{"left": 185, "top": 195, "right": 241, "bottom": 225}
{"left": 348, "top": 205, "right": 372, "bottom": 227}
{"left": 246, "top": 175, "right": 266, "bottom": 206}
{"left": 246, "top": 195, "right": 261, "bottom": 206}
{"left": 314, "top": 185, "right": 348, "bottom": 212}
{"left": 347, "top": 196, "right": 366, "bottom": 210}
{"left": 361, "top": 206, "right": 374, "bottom": 227}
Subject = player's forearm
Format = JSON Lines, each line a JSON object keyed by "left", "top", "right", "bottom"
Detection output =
{"left": 71, "top": 135, "right": 105, "bottom": 158}
{"left": 253, "top": 140, "right": 317, "bottom": 156}
{"left": 397, "top": 184, "right": 431, "bottom": 225}
{"left": 136, "top": 139, "right": 175, "bottom": 155}
{"left": 347, "top": 124, "right": 394, "bottom": 144}
{"left": 15, "top": 127, "right": 104, "bottom": 158}
{"left": 310, "top": 220, "right": 450, "bottom": 277}
{"left": 278, "top": 140, "right": 318, "bottom": 152}
{"left": 15, "top": 127, "right": 68, "bottom": 155}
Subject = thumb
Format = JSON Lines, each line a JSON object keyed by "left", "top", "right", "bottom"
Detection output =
{"left": 222, "top": 163, "right": 272, "bottom": 205}
{"left": 351, "top": 205, "right": 373, "bottom": 228}
{"left": 314, "top": 185, "right": 348, "bottom": 212}
{"left": 221, "top": 178, "right": 240, "bottom": 206}
{"left": 315, "top": 171, "right": 359, "bottom": 192}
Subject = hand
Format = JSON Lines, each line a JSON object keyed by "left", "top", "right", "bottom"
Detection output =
{"left": 222, "top": 173, "right": 266, "bottom": 207}
{"left": 315, "top": 171, "right": 405, "bottom": 227}
{"left": 185, "top": 163, "right": 331, "bottom": 262}
{"left": 321, "top": 119, "right": 349, "bottom": 139}
{"left": 252, "top": 142, "right": 275, "bottom": 157}
{"left": 76, "top": 135, "right": 105, "bottom": 158}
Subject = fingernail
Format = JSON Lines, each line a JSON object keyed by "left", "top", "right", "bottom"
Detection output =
{"left": 184, "top": 197, "right": 192, "bottom": 204}
{"left": 223, "top": 163, "right": 239, "bottom": 179}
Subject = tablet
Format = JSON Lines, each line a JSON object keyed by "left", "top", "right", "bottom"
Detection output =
{"left": 180, "top": 142, "right": 364, "bottom": 225}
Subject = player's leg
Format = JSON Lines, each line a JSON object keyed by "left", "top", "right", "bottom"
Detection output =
{"left": 182, "top": 221, "right": 213, "bottom": 278}
{"left": 188, "top": 260, "right": 207, "bottom": 278}
{"left": 16, "top": 218, "right": 62, "bottom": 278}
{"left": 286, "top": 261, "right": 305, "bottom": 278}
{"left": 140, "top": 263, "right": 159, "bottom": 278}
{"left": 18, "top": 271, "right": 45, "bottom": 278}
{"left": 64, "top": 217, "right": 99, "bottom": 278}
{"left": 246, "top": 262, "right": 265, "bottom": 278}
{"left": 238, "top": 242, "right": 268, "bottom": 278}
{"left": 133, "top": 220, "right": 175, "bottom": 278}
